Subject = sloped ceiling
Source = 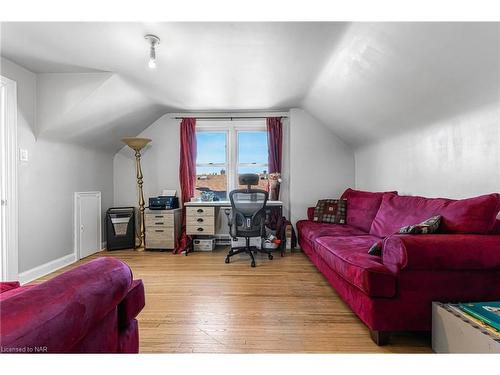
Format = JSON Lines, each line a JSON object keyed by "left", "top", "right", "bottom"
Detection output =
{"left": 303, "top": 22, "right": 500, "bottom": 146}
{"left": 1, "top": 22, "right": 499, "bottom": 151}
{"left": 36, "top": 73, "right": 166, "bottom": 149}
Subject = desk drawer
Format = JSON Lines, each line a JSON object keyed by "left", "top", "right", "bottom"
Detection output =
{"left": 146, "top": 227, "right": 174, "bottom": 241}
{"left": 145, "top": 238, "right": 175, "bottom": 250}
{"left": 186, "top": 207, "right": 215, "bottom": 217}
{"left": 145, "top": 214, "right": 174, "bottom": 227}
{"left": 186, "top": 223, "right": 215, "bottom": 235}
{"left": 186, "top": 216, "right": 213, "bottom": 226}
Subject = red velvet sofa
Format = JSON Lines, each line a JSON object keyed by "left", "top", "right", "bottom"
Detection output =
{"left": 297, "top": 188, "right": 500, "bottom": 345}
{"left": 0, "top": 257, "right": 145, "bottom": 353}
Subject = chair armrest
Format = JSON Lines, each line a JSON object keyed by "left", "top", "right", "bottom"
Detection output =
{"left": 118, "top": 279, "right": 145, "bottom": 329}
{"left": 382, "top": 234, "right": 500, "bottom": 273}
{"left": 0, "top": 281, "right": 20, "bottom": 294}
{"left": 307, "top": 207, "right": 315, "bottom": 221}
{"left": 0, "top": 257, "right": 132, "bottom": 353}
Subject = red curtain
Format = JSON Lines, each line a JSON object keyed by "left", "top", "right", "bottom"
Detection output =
{"left": 174, "top": 118, "right": 197, "bottom": 254}
{"left": 266, "top": 117, "right": 283, "bottom": 174}
{"left": 267, "top": 117, "right": 283, "bottom": 229}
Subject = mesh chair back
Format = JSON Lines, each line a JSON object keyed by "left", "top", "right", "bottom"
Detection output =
{"left": 229, "top": 189, "right": 269, "bottom": 238}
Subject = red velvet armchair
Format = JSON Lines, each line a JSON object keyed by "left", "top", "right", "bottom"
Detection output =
{"left": 0, "top": 257, "right": 145, "bottom": 353}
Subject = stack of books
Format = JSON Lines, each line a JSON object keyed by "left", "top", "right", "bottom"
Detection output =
{"left": 446, "top": 302, "right": 500, "bottom": 337}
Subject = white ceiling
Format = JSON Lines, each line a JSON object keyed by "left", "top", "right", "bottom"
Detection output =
{"left": 1, "top": 22, "right": 499, "bottom": 150}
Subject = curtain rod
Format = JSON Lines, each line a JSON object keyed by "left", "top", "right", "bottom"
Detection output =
{"left": 173, "top": 116, "right": 288, "bottom": 120}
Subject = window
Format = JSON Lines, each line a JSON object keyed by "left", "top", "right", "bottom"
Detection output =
{"left": 236, "top": 131, "right": 269, "bottom": 190}
{"left": 195, "top": 121, "right": 269, "bottom": 200}
{"left": 195, "top": 131, "right": 228, "bottom": 201}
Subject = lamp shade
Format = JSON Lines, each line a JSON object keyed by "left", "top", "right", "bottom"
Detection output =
{"left": 121, "top": 137, "right": 152, "bottom": 151}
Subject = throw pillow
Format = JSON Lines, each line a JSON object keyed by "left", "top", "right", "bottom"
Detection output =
{"left": 399, "top": 215, "right": 442, "bottom": 234}
{"left": 313, "top": 199, "right": 347, "bottom": 224}
{"left": 368, "top": 240, "right": 383, "bottom": 256}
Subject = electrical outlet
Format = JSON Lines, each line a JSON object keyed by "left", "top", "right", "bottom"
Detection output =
{"left": 19, "top": 148, "right": 29, "bottom": 162}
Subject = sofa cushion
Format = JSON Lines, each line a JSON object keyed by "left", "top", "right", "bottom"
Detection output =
{"left": 314, "top": 236, "right": 396, "bottom": 298}
{"left": 341, "top": 188, "right": 397, "bottom": 233}
{"left": 296, "top": 220, "right": 367, "bottom": 243}
{"left": 370, "top": 193, "right": 500, "bottom": 237}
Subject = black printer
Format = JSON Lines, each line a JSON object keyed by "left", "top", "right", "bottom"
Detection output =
{"left": 148, "top": 195, "right": 179, "bottom": 210}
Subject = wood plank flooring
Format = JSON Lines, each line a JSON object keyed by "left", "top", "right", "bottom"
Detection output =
{"left": 36, "top": 248, "right": 431, "bottom": 353}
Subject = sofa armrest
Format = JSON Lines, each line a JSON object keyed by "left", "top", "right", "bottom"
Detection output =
{"left": 307, "top": 207, "right": 315, "bottom": 221}
{"left": 0, "top": 257, "right": 132, "bottom": 353}
{"left": 382, "top": 234, "right": 500, "bottom": 273}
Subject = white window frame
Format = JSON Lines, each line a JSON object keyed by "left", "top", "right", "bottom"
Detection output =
{"left": 196, "top": 119, "right": 268, "bottom": 197}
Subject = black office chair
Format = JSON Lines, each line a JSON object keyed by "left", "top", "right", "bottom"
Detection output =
{"left": 224, "top": 174, "right": 272, "bottom": 267}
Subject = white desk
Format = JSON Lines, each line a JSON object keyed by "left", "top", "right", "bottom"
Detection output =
{"left": 185, "top": 200, "right": 283, "bottom": 207}
{"left": 184, "top": 200, "right": 283, "bottom": 237}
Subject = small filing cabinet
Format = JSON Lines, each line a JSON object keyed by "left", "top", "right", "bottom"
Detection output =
{"left": 145, "top": 208, "right": 181, "bottom": 250}
{"left": 186, "top": 206, "right": 216, "bottom": 235}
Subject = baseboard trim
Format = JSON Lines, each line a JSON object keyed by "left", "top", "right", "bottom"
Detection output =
{"left": 19, "top": 253, "right": 77, "bottom": 285}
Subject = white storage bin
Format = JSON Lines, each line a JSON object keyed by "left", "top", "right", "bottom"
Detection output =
{"left": 193, "top": 238, "right": 216, "bottom": 251}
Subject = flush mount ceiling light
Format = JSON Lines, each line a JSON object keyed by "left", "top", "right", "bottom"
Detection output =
{"left": 144, "top": 34, "right": 160, "bottom": 69}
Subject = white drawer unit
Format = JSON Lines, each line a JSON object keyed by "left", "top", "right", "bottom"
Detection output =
{"left": 186, "top": 206, "right": 216, "bottom": 236}
{"left": 144, "top": 208, "right": 181, "bottom": 250}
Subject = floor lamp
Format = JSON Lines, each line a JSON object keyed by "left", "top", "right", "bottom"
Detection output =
{"left": 121, "top": 137, "right": 152, "bottom": 249}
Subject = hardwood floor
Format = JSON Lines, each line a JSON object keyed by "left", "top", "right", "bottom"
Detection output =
{"left": 36, "top": 248, "right": 431, "bottom": 353}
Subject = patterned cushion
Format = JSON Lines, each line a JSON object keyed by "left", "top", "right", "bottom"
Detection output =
{"left": 368, "top": 240, "right": 383, "bottom": 256}
{"left": 313, "top": 199, "right": 347, "bottom": 224}
{"left": 399, "top": 215, "right": 442, "bottom": 234}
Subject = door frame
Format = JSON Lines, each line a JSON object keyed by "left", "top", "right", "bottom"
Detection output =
{"left": 0, "top": 75, "right": 18, "bottom": 281}
{"left": 74, "top": 191, "right": 102, "bottom": 260}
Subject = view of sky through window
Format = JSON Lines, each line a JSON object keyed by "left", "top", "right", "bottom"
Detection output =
{"left": 195, "top": 129, "right": 269, "bottom": 199}
{"left": 196, "top": 132, "right": 227, "bottom": 167}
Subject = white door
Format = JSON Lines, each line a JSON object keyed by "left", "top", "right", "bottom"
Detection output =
{"left": 75, "top": 192, "right": 101, "bottom": 259}
{"left": 0, "top": 82, "right": 6, "bottom": 280}
{"left": 0, "top": 75, "right": 18, "bottom": 281}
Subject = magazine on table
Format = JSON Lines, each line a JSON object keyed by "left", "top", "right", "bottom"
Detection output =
{"left": 458, "top": 302, "right": 500, "bottom": 331}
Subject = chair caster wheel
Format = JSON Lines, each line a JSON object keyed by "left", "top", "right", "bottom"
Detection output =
{"left": 225, "top": 257, "right": 230, "bottom": 264}
{"left": 251, "top": 261, "right": 256, "bottom": 267}
{"left": 268, "top": 254, "right": 273, "bottom": 260}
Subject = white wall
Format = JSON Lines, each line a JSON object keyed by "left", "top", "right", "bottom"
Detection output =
{"left": 289, "top": 108, "right": 355, "bottom": 225}
{"left": 1, "top": 57, "right": 114, "bottom": 274}
{"left": 355, "top": 103, "right": 500, "bottom": 199}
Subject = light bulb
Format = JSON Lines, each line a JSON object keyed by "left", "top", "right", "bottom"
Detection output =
{"left": 148, "top": 58, "right": 156, "bottom": 69}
